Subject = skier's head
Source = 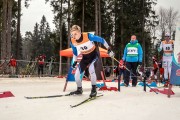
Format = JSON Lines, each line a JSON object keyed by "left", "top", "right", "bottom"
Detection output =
{"left": 165, "top": 32, "right": 170, "bottom": 40}
{"left": 70, "top": 25, "right": 81, "bottom": 40}
{"left": 131, "top": 35, "right": 136, "bottom": 41}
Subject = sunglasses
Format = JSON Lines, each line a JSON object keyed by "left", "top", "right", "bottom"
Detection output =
{"left": 71, "top": 32, "right": 80, "bottom": 38}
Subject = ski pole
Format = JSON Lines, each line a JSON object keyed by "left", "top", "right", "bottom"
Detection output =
{"left": 112, "top": 57, "right": 136, "bottom": 77}
{"left": 137, "top": 67, "right": 158, "bottom": 94}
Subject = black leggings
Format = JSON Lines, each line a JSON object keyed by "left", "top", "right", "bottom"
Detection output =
{"left": 124, "top": 62, "right": 138, "bottom": 86}
{"left": 38, "top": 64, "right": 44, "bottom": 75}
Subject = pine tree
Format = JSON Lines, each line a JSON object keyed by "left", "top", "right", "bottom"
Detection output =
{"left": 113, "top": 0, "right": 157, "bottom": 66}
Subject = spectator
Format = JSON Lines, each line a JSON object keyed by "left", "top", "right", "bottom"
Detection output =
{"left": 105, "top": 65, "right": 111, "bottom": 77}
{"left": 152, "top": 56, "right": 159, "bottom": 82}
{"left": 118, "top": 59, "right": 125, "bottom": 82}
{"left": 113, "top": 66, "right": 119, "bottom": 79}
{"left": 122, "top": 35, "right": 143, "bottom": 87}
{"left": 9, "top": 56, "right": 17, "bottom": 75}
{"left": 37, "top": 54, "right": 45, "bottom": 77}
{"left": 47, "top": 56, "right": 55, "bottom": 76}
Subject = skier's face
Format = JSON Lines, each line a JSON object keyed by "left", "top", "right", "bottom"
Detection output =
{"left": 165, "top": 36, "right": 170, "bottom": 41}
{"left": 131, "top": 35, "right": 136, "bottom": 41}
{"left": 71, "top": 30, "right": 81, "bottom": 40}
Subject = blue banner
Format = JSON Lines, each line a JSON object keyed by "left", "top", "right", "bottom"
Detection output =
{"left": 170, "top": 56, "right": 180, "bottom": 85}
{"left": 66, "top": 65, "right": 75, "bottom": 81}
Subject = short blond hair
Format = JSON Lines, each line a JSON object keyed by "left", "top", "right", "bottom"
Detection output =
{"left": 70, "top": 25, "right": 81, "bottom": 32}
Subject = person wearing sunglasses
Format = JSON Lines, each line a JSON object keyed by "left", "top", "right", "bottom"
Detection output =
{"left": 69, "top": 25, "right": 114, "bottom": 97}
{"left": 158, "top": 33, "right": 174, "bottom": 87}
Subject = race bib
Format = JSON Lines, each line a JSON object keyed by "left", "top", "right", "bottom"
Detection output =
{"left": 127, "top": 47, "right": 138, "bottom": 55}
{"left": 163, "top": 44, "right": 173, "bottom": 51}
{"left": 76, "top": 41, "right": 95, "bottom": 54}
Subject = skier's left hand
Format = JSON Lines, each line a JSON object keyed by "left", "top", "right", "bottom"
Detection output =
{"left": 72, "top": 61, "right": 77, "bottom": 69}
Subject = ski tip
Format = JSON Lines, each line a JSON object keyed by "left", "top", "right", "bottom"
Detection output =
{"left": 89, "top": 94, "right": 103, "bottom": 98}
{"left": 24, "top": 96, "right": 35, "bottom": 99}
{"left": 70, "top": 105, "right": 74, "bottom": 108}
{"left": 24, "top": 96, "right": 30, "bottom": 99}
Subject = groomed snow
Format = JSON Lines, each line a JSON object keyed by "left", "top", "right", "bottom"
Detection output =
{"left": 0, "top": 77, "right": 180, "bottom": 120}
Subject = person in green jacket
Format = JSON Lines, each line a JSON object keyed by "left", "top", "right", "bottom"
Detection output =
{"left": 122, "top": 35, "right": 143, "bottom": 87}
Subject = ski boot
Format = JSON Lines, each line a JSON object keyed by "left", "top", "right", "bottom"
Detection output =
{"left": 70, "top": 87, "right": 83, "bottom": 95}
{"left": 164, "top": 79, "right": 169, "bottom": 87}
{"left": 89, "top": 85, "right": 97, "bottom": 98}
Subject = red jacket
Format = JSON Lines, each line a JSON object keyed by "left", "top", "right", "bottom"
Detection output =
{"left": 153, "top": 59, "right": 158, "bottom": 69}
{"left": 119, "top": 59, "right": 125, "bottom": 69}
{"left": 38, "top": 57, "right": 45, "bottom": 65}
{"left": 10, "top": 59, "right": 17, "bottom": 67}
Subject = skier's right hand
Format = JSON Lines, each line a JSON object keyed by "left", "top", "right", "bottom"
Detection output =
{"left": 72, "top": 61, "right": 77, "bottom": 69}
{"left": 107, "top": 49, "right": 114, "bottom": 58}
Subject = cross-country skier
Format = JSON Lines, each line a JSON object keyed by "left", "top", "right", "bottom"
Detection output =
{"left": 158, "top": 33, "right": 174, "bottom": 87}
{"left": 70, "top": 25, "right": 114, "bottom": 97}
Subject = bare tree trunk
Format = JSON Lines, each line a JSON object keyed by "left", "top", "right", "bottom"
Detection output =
{"left": 1, "top": 0, "right": 7, "bottom": 61}
{"left": 67, "top": 0, "right": 71, "bottom": 71}
{"left": 59, "top": 0, "right": 63, "bottom": 75}
{"left": 120, "top": 0, "right": 124, "bottom": 57}
{"left": 67, "top": 0, "right": 70, "bottom": 44}
{"left": 1, "top": 0, "right": 12, "bottom": 73}
{"left": 16, "top": 0, "right": 21, "bottom": 60}
{"left": 16, "top": 0, "right": 21, "bottom": 74}
{"left": 167, "top": 7, "right": 179, "bottom": 37}
{"left": 82, "top": 0, "right": 84, "bottom": 32}
{"left": 95, "top": 0, "right": 98, "bottom": 35}
{"left": 7, "top": 0, "right": 12, "bottom": 59}
{"left": 158, "top": 7, "right": 168, "bottom": 40}
{"left": 98, "top": 0, "right": 101, "bottom": 36}
{"left": 141, "top": 0, "right": 145, "bottom": 66}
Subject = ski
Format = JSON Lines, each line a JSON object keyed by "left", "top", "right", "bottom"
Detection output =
{"left": 70, "top": 94, "right": 103, "bottom": 108}
{"left": 25, "top": 93, "right": 71, "bottom": 99}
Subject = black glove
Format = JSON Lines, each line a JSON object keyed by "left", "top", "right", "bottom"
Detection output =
{"left": 72, "top": 61, "right": 77, "bottom": 69}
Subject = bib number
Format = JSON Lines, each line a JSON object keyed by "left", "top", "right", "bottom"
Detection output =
{"left": 80, "top": 46, "right": 88, "bottom": 50}
{"left": 165, "top": 46, "right": 170, "bottom": 50}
